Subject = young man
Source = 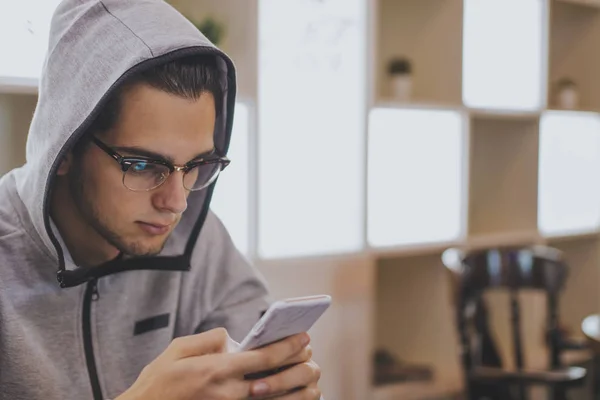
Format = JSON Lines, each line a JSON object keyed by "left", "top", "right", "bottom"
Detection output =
{"left": 0, "top": 1, "right": 322, "bottom": 399}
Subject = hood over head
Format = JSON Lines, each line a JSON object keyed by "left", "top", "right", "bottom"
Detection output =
{"left": 14, "top": 0, "right": 237, "bottom": 288}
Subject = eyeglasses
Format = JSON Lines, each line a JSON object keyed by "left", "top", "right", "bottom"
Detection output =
{"left": 91, "top": 137, "right": 230, "bottom": 192}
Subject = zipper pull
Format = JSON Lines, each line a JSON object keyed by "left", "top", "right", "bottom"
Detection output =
{"left": 91, "top": 279, "right": 100, "bottom": 301}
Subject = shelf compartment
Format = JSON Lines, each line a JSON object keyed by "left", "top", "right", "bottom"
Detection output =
{"left": 549, "top": 0, "right": 600, "bottom": 111}
{"left": 468, "top": 117, "right": 540, "bottom": 236}
{"left": 375, "top": 0, "right": 463, "bottom": 105}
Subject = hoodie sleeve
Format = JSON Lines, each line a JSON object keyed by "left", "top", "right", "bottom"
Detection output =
{"left": 193, "top": 211, "right": 272, "bottom": 343}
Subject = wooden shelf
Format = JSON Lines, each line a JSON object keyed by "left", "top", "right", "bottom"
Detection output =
{"left": 0, "top": 77, "right": 38, "bottom": 95}
{"left": 468, "top": 107, "right": 541, "bottom": 121}
{"left": 372, "top": 380, "right": 462, "bottom": 400}
{"left": 370, "top": 231, "right": 545, "bottom": 259}
{"left": 557, "top": 0, "right": 600, "bottom": 8}
{"left": 466, "top": 230, "right": 544, "bottom": 250}
{"left": 369, "top": 230, "right": 598, "bottom": 260}
{"left": 546, "top": 107, "right": 600, "bottom": 115}
{"left": 544, "top": 230, "right": 600, "bottom": 243}
{"left": 374, "top": 100, "right": 464, "bottom": 112}
{"left": 369, "top": 240, "right": 461, "bottom": 259}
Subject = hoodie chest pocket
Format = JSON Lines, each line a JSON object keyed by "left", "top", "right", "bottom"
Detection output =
{"left": 134, "top": 313, "right": 171, "bottom": 335}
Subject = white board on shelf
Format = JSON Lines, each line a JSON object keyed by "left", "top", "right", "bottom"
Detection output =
{"left": 0, "top": 0, "right": 62, "bottom": 89}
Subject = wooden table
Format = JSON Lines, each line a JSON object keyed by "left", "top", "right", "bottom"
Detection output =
{"left": 582, "top": 314, "right": 600, "bottom": 400}
{"left": 583, "top": 314, "right": 600, "bottom": 353}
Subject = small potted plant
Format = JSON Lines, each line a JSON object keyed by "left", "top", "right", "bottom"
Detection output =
{"left": 164, "top": 2, "right": 226, "bottom": 47}
{"left": 555, "top": 77, "right": 578, "bottom": 110}
{"left": 194, "top": 16, "right": 226, "bottom": 47}
{"left": 388, "top": 57, "right": 413, "bottom": 102}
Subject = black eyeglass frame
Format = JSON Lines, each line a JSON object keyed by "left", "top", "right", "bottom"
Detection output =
{"left": 91, "top": 136, "right": 231, "bottom": 192}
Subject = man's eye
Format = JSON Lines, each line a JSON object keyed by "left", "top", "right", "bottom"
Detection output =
{"left": 132, "top": 162, "right": 149, "bottom": 172}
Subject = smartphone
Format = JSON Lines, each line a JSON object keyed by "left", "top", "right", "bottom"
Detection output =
{"left": 237, "top": 294, "right": 332, "bottom": 352}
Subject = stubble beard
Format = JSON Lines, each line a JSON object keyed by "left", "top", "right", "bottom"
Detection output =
{"left": 69, "top": 168, "right": 168, "bottom": 258}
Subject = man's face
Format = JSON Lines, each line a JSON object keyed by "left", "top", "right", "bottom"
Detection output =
{"left": 69, "top": 84, "right": 216, "bottom": 256}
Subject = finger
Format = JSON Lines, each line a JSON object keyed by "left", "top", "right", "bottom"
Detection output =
{"left": 246, "top": 345, "right": 312, "bottom": 380}
{"left": 165, "top": 328, "right": 232, "bottom": 360}
{"left": 247, "top": 345, "right": 312, "bottom": 380}
{"left": 252, "top": 384, "right": 321, "bottom": 400}
{"left": 246, "top": 345, "right": 312, "bottom": 381}
{"left": 234, "top": 333, "right": 310, "bottom": 375}
{"left": 212, "top": 378, "right": 253, "bottom": 400}
{"left": 249, "top": 361, "right": 321, "bottom": 398}
{"left": 284, "top": 345, "right": 312, "bottom": 366}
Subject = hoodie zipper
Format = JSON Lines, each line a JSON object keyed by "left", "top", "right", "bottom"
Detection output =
{"left": 83, "top": 278, "right": 103, "bottom": 400}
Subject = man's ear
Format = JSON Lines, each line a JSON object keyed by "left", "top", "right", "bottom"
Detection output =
{"left": 56, "top": 153, "right": 73, "bottom": 176}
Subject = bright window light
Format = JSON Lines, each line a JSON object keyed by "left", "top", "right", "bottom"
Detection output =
{"left": 211, "top": 102, "right": 251, "bottom": 255}
{"left": 368, "top": 108, "right": 464, "bottom": 248}
{"left": 462, "top": 0, "right": 544, "bottom": 111}
{"left": 538, "top": 111, "right": 600, "bottom": 236}
{"left": 0, "top": 0, "right": 62, "bottom": 81}
{"left": 258, "top": 0, "right": 366, "bottom": 259}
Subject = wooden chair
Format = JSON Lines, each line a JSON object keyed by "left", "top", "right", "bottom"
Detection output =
{"left": 442, "top": 245, "right": 587, "bottom": 400}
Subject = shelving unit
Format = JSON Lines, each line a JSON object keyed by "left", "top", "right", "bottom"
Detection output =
{"left": 373, "top": 0, "right": 600, "bottom": 399}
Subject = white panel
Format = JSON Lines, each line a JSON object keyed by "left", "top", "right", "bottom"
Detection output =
{"left": 538, "top": 111, "right": 600, "bottom": 236}
{"left": 368, "top": 108, "right": 464, "bottom": 247}
{"left": 0, "top": 0, "right": 61, "bottom": 82}
{"left": 258, "top": 0, "right": 366, "bottom": 258}
{"left": 463, "top": 0, "right": 544, "bottom": 111}
{"left": 211, "top": 102, "right": 250, "bottom": 255}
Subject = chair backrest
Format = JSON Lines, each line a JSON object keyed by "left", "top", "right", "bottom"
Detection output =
{"left": 442, "top": 245, "right": 568, "bottom": 372}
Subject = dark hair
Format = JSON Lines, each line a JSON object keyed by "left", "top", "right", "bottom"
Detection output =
{"left": 73, "top": 54, "right": 224, "bottom": 156}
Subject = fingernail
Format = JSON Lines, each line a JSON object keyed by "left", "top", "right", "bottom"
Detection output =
{"left": 302, "top": 333, "right": 310, "bottom": 346}
{"left": 252, "top": 381, "right": 270, "bottom": 396}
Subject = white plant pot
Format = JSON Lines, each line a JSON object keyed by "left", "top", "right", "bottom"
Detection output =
{"left": 557, "top": 87, "right": 579, "bottom": 110}
{"left": 391, "top": 74, "right": 412, "bottom": 102}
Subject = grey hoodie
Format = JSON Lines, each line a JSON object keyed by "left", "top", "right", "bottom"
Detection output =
{"left": 0, "top": 1, "right": 271, "bottom": 399}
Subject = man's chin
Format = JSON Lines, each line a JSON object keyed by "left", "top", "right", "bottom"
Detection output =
{"left": 118, "top": 237, "right": 169, "bottom": 257}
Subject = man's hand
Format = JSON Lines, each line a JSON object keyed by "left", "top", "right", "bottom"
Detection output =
{"left": 116, "top": 328, "right": 322, "bottom": 400}
{"left": 247, "top": 356, "right": 322, "bottom": 399}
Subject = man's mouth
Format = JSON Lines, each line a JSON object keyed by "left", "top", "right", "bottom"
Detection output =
{"left": 136, "top": 221, "right": 172, "bottom": 236}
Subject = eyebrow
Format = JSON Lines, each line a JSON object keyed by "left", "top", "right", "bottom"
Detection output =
{"left": 113, "top": 146, "right": 216, "bottom": 164}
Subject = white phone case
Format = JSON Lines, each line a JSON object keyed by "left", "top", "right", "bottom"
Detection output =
{"left": 237, "top": 295, "right": 331, "bottom": 352}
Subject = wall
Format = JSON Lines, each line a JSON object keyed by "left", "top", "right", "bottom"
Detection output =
{"left": 0, "top": 93, "right": 36, "bottom": 174}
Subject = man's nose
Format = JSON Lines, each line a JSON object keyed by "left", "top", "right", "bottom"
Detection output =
{"left": 152, "top": 171, "right": 188, "bottom": 214}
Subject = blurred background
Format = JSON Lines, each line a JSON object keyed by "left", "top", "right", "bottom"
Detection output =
{"left": 4, "top": 0, "right": 600, "bottom": 399}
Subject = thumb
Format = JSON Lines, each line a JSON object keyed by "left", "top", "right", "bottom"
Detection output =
{"left": 166, "top": 328, "right": 233, "bottom": 360}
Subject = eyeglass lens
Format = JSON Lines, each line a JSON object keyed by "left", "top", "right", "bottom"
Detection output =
{"left": 123, "top": 161, "right": 222, "bottom": 191}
